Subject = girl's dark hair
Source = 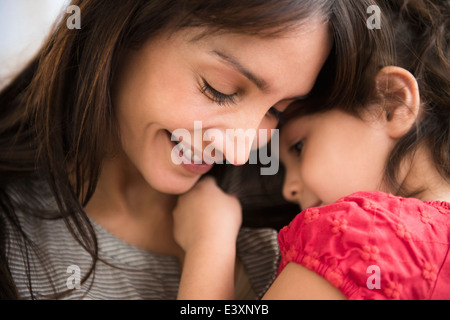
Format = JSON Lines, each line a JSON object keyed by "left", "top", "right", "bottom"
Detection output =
{"left": 283, "top": 0, "right": 449, "bottom": 197}
{"left": 0, "top": 0, "right": 392, "bottom": 299}
{"left": 383, "top": 0, "right": 450, "bottom": 196}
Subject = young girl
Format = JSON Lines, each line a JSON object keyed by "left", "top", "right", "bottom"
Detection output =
{"left": 173, "top": 0, "right": 450, "bottom": 299}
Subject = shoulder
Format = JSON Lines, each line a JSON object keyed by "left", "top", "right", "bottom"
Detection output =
{"left": 277, "top": 191, "right": 450, "bottom": 299}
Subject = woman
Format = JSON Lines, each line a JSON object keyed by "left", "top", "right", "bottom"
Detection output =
{"left": 0, "top": 0, "right": 389, "bottom": 299}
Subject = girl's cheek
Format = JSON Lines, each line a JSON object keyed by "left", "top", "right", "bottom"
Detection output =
{"left": 300, "top": 160, "right": 332, "bottom": 202}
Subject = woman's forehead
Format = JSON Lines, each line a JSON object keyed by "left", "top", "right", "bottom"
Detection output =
{"left": 183, "top": 18, "right": 332, "bottom": 95}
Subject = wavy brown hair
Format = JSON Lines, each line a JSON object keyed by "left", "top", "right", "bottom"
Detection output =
{"left": 0, "top": 0, "right": 393, "bottom": 299}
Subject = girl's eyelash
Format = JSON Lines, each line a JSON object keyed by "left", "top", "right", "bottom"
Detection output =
{"left": 200, "top": 79, "right": 237, "bottom": 107}
{"left": 290, "top": 140, "right": 305, "bottom": 156}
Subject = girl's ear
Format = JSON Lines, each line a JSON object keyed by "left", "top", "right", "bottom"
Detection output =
{"left": 375, "top": 66, "right": 421, "bottom": 139}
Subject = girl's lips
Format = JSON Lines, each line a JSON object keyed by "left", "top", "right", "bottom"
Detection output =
{"left": 312, "top": 201, "right": 323, "bottom": 208}
{"left": 303, "top": 201, "right": 323, "bottom": 209}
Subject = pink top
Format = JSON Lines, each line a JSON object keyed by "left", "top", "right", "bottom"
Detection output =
{"left": 277, "top": 191, "right": 450, "bottom": 299}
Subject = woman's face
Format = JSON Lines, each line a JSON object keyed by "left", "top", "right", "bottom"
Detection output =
{"left": 112, "top": 18, "right": 332, "bottom": 194}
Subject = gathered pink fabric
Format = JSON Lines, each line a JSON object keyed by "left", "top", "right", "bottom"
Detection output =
{"left": 277, "top": 191, "right": 450, "bottom": 299}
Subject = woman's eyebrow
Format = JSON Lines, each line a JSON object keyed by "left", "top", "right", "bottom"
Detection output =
{"left": 211, "top": 50, "right": 269, "bottom": 92}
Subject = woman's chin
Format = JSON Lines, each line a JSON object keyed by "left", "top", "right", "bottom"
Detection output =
{"left": 145, "top": 170, "right": 201, "bottom": 195}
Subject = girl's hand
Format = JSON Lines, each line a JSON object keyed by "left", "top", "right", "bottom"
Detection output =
{"left": 172, "top": 176, "right": 242, "bottom": 300}
{"left": 172, "top": 176, "right": 242, "bottom": 252}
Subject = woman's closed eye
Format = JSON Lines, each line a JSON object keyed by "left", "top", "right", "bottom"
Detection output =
{"left": 200, "top": 79, "right": 237, "bottom": 107}
{"left": 267, "top": 107, "right": 281, "bottom": 119}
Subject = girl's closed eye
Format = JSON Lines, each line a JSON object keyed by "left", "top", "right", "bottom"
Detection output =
{"left": 200, "top": 78, "right": 238, "bottom": 107}
{"left": 290, "top": 139, "right": 305, "bottom": 156}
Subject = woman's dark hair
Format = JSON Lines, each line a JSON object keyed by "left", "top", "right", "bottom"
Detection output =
{"left": 283, "top": 0, "right": 449, "bottom": 198}
{"left": 0, "top": 0, "right": 392, "bottom": 299}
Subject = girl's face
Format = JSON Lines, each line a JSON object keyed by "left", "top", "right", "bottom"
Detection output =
{"left": 112, "top": 18, "right": 332, "bottom": 194}
{"left": 280, "top": 109, "right": 395, "bottom": 209}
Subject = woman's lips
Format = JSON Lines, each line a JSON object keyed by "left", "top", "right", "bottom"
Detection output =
{"left": 166, "top": 130, "right": 214, "bottom": 175}
{"left": 172, "top": 141, "right": 203, "bottom": 164}
{"left": 180, "top": 161, "right": 214, "bottom": 175}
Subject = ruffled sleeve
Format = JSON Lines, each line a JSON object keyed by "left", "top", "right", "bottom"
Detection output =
{"left": 277, "top": 191, "right": 450, "bottom": 299}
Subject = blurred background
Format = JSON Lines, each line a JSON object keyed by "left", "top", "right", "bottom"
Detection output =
{"left": 0, "top": 0, "right": 68, "bottom": 89}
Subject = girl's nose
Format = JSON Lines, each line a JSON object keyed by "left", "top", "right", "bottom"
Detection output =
{"left": 282, "top": 178, "right": 301, "bottom": 204}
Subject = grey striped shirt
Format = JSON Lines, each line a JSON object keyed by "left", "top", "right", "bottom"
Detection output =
{"left": 5, "top": 205, "right": 280, "bottom": 300}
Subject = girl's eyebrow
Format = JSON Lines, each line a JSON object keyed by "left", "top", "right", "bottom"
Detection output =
{"left": 210, "top": 50, "right": 270, "bottom": 92}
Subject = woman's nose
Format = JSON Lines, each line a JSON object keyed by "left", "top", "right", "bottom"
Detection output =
{"left": 219, "top": 110, "right": 278, "bottom": 165}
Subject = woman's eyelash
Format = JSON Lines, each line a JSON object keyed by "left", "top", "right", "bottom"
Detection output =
{"left": 200, "top": 79, "right": 237, "bottom": 107}
{"left": 268, "top": 107, "right": 281, "bottom": 119}
{"left": 290, "top": 140, "right": 304, "bottom": 156}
